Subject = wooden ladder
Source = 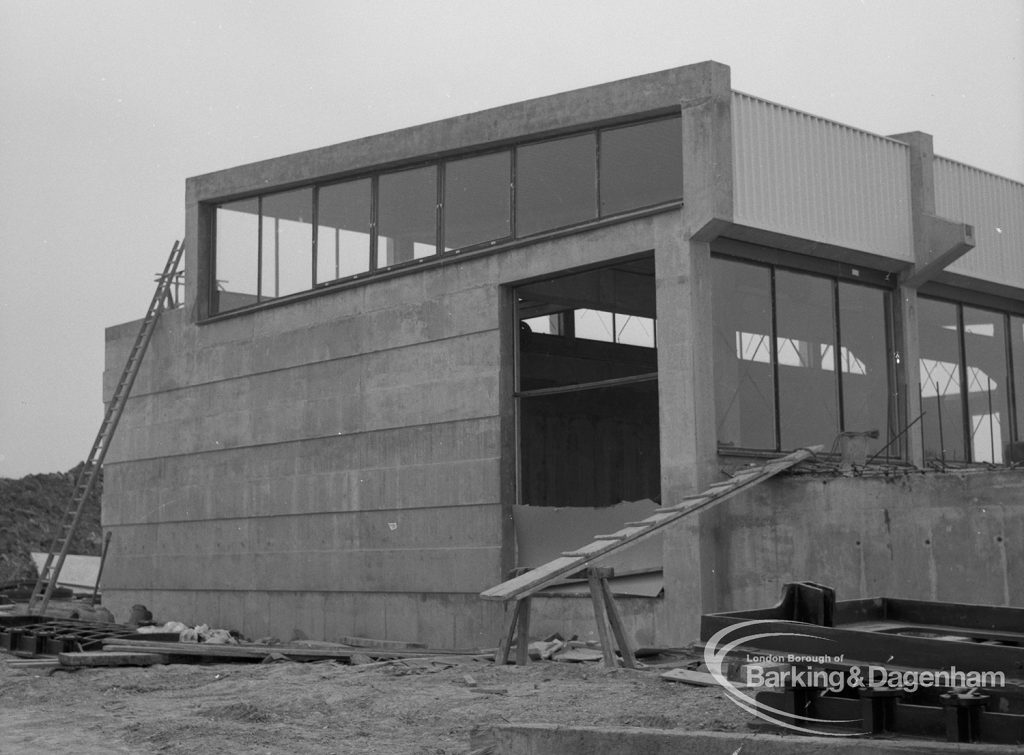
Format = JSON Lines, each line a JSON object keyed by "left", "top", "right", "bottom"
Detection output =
{"left": 27, "top": 240, "right": 185, "bottom": 615}
{"left": 484, "top": 446, "right": 821, "bottom": 666}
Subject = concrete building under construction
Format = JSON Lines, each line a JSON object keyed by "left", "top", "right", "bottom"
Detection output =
{"left": 101, "top": 61, "right": 1024, "bottom": 647}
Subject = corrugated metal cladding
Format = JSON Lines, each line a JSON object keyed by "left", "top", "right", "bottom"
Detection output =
{"left": 936, "top": 158, "right": 1024, "bottom": 291}
{"left": 731, "top": 92, "right": 914, "bottom": 261}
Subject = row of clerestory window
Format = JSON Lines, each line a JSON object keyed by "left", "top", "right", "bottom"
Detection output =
{"left": 712, "top": 254, "right": 1024, "bottom": 463}
{"left": 210, "top": 116, "right": 683, "bottom": 315}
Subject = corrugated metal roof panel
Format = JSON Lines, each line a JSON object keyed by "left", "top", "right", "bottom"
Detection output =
{"left": 936, "top": 157, "right": 1024, "bottom": 290}
{"left": 731, "top": 92, "right": 913, "bottom": 261}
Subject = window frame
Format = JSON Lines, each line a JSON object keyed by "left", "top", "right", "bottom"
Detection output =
{"left": 205, "top": 114, "right": 684, "bottom": 318}
{"left": 313, "top": 177, "right": 375, "bottom": 286}
{"left": 375, "top": 163, "right": 440, "bottom": 269}
{"left": 440, "top": 148, "right": 514, "bottom": 254}
{"left": 711, "top": 251, "right": 899, "bottom": 458}
{"left": 917, "top": 293, "right": 1024, "bottom": 463}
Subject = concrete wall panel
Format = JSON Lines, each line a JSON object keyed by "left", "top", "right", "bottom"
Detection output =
{"left": 105, "top": 544, "right": 502, "bottom": 594}
{"left": 106, "top": 337, "right": 500, "bottom": 462}
{"left": 707, "top": 470, "right": 1024, "bottom": 617}
{"left": 104, "top": 420, "right": 501, "bottom": 524}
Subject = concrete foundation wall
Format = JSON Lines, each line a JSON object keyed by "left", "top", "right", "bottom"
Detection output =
{"left": 102, "top": 216, "right": 674, "bottom": 645}
{"left": 708, "top": 468, "right": 1024, "bottom": 614}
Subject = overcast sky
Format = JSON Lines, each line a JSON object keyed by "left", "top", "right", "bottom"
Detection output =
{"left": 1, "top": 0, "right": 1022, "bottom": 478}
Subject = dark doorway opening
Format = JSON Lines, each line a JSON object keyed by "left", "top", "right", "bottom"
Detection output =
{"left": 515, "top": 255, "right": 659, "bottom": 508}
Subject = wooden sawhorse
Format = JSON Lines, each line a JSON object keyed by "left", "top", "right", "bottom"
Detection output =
{"left": 494, "top": 566, "right": 636, "bottom": 668}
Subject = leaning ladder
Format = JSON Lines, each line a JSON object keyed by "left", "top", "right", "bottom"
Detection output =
{"left": 27, "top": 240, "right": 185, "bottom": 615}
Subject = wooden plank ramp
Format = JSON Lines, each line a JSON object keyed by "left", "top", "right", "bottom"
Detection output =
{"left": 480, "top": 446, "right": 820, "bottom": 603}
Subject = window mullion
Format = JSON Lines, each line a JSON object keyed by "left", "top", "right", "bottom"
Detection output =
{"left": 833, "top": 279, "right": 845, "bottom": 433}
{"left": 311, "top": 186, "right": 319, "bottom": 288}
{"left": 999, "top": 311, "right": 1015, "bottom": 442}
{"left": 884, "top": 290, "right": 900, "bottom": 460}
{"left": 369, "top": 176, "right": 378, "bottom": 272}
{"left": 510, "top": 147, "right": 517, "bottom": 238}
{"left": 256, "top": 197, "right": 264, "bottom": 302}
{"left": 436, "top": 163, "right": 444, "bottom": 254}
{"left": 770, "top": 267, "right": 782, "bottom": 452}
{"left": 957, "top": 304, "right": 972, "bottom": 461}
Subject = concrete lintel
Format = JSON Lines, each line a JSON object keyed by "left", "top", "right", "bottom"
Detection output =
{"left": 719, "top": 224, "right": 911, "bottom": 274}
{"left": 901, "top": 214, "right": 976, "bottom": 289}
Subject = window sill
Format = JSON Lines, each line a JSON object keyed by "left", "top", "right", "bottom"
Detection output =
{"left": 199, "top": 202, "right": 682, "bottom": 325}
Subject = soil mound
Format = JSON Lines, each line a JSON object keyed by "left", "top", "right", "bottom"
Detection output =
{"left": 0, "top": 463, "right": 103, "bottom": 585}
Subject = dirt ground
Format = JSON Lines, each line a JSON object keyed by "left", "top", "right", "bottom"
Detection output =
{"left": 0, "top": 650, "right": 748, "bottom": 754}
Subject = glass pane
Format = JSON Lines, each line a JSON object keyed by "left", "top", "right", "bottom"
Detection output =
{"left": 712, "top": 258, "right": 775, "bottom": 449}
{"left": 444, "top": 151, "right": 510, "bottom": 250}
{"left": 776, "top": 271, "right": 839, "bottom": 450}
{"left": 600, "top": 117, "right": 683, "bottom": 215}
{"left": 516, "top": 133, "right": 596, "bottom": 236}
{"left": 377, "top": 166, "right": 437, "bottom": 266}
{"left": 616, "top": 315, "right": 656, "bottom": 348}
{"left": 316, "top": 179, "right": 371, "bottom": 283}
{"left": 260, "top": 188, "right": 313, "bottom": 299}
{"left": 838, "top": 282, "right": 892, "bottom": 457}
{"left": 517, "top": 259, "right": 656, "bottom": 391}
{"left": 963, "top": 307, "right": 1009, "bottom": 463}
{"left": 214, "top": 198, "right": 259, "bottom": 313}
{"left": 1014, "top": 316, "right": 1024, "bottom": 443}
{"left": 574, "top": 309, "right": 614, "bottom": 342}
{"left": 522, "top": 314, "right": 559, "bottom": 335}
{"left": 918, "top": 298, "right": 967, "bottom": 461}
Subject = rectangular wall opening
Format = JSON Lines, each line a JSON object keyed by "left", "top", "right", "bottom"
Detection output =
{"left": 514, "top": 255, "right": 659, "bottom": 509}
{"left": 511, "top": 254, "right": 661, "bottom": 590}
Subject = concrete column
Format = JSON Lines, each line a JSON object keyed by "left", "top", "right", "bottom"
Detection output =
{"left": 657, "top": 61, "right": 733, "bottom": 644}
{"left": 888, "top": 131, "right": 975, "bottom": 467}
{"left": 898, "top": 287, "right": 925, "bottom": 466}
{"left": 184, "top": 180, "right": 207, "bottom": 321}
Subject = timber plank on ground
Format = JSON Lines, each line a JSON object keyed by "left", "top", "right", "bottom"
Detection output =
{"left": 101, "top": 639, "right": 489, "bottom": 663}
{"left": 59, "top": 651, "right": 170, "bottom": 667}
{"left": 338, "top": 636, "right": 427, "bottom": 649}
{"left": 480, "top": 446, "right": 821, "bottom": 603}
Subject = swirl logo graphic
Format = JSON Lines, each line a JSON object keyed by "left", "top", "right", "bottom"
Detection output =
{"left": 702, "top": 620, "right": 862, "bottom": 736}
